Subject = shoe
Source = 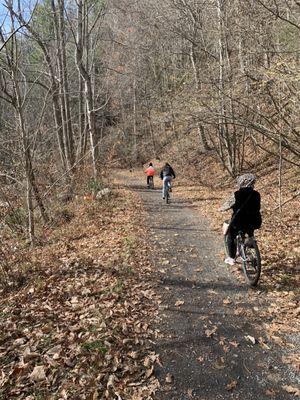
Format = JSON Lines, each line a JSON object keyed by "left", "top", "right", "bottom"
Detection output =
{"left": 162, "top": 197, "right": 165, "bottom": 199}
{"left": 169, "top": 188, "right": 172, "bottom": 192}
{"left": 224, "top": 257, "right": 235, "bottom": 266}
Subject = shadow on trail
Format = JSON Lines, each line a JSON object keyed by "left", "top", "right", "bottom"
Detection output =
{"left": 160, "top": 276, "right": 246, "bottom": 292}
{"left": 125, "top": 183, "right": 161, "bottom": 191}
{"left": 150, "top": 226, "right": 207, "bottom": 233}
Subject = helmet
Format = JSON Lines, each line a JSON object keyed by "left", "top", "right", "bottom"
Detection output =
{"left": 237, "top": 173, "right": 256, "bottom": 188}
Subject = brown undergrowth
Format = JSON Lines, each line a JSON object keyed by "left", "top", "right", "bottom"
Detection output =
{"left": 0, "top": 189, "right": 159, "bottom": 399}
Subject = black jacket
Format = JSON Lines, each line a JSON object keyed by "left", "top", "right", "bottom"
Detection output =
{"left": 231, "top": 187, "right": 262, "bottom": 231}
{"left": 160, "top": 165, "right": 176, "bottom": 179}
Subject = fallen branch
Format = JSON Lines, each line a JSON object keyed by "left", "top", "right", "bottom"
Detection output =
{"left": 274, "top": 190, "right": 300, "bottom": 210}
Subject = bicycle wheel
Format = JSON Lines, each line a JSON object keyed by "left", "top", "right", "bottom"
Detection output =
{"left": 241, "top": 239, "right": 261, "bottom": 287}
{"left": 149, "top": 177, "right": 154, "bottom": 189}
{"left": 165, "top": 188, "right": 170, "bottom": 204}
{"left": 224, "top": 233, "right": 230, "bottom": 257}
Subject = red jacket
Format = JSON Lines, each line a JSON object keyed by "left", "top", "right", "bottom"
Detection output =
{"left": 145, "top": 166, "right": 155, "bottom": 176}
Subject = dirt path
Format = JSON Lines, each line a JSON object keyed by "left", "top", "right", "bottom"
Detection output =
{"left": 121, "top": 173, "right": 299, "bottom": 400}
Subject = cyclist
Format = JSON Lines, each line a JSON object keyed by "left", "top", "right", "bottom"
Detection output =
{"left": 221, "top": 173, "right": 262, "bottom": 265}
{"left": 145, "top": 163, "right": 155, "bottom": 188}
{"left": 160, "top": 163, "right": 176, "bottom": 199}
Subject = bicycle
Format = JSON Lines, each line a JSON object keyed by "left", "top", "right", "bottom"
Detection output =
{"left": 224, "top": 225, "right": 261, "bottom": 287}
{"left": 148, "top": 176, "right": 154, "bottom": 189}
{"left": 163, "top": 179, "right": 172, "bottom": 204}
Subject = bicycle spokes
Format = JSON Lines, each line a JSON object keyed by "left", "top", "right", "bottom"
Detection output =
{"left": 242, "top": 241, "right": 261, "bottom": 287}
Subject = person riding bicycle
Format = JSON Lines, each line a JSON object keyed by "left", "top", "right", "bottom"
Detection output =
{"left": 145, "top": 163, "right": 155, "bottom": 188}
{"left": 221, "top": 173, "right": 262, "bottom": 265}
{"left": 160, "top": 163, "right": 176, "bottom": 199}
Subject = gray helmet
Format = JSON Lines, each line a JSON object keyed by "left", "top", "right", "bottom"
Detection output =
{"left": 237, "top": 173, "right": 256, "bottom": 188}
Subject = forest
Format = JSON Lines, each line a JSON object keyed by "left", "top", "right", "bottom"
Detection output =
{"left": 0, "top": 0, "right": 299, "bottom": 241}
{"left": 0, "top": 0, "right": 299, "bottom": 398}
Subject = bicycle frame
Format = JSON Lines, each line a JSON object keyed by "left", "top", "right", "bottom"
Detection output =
{"left": 236, "top": 232, "right": 246, "bottom": 260}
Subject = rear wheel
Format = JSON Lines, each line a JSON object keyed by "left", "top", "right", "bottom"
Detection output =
{"left": 165, "top": 188, "right": 170, "bottom": 204}
{"left": 149, "top": 176, "right": 154, "bottom": 189}
{"left": 242, "top": 239, "right": 261, "bottom": 287}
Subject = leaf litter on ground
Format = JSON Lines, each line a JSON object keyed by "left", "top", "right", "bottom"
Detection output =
{"left": 0, "top": 189, "right": 160, "bottom": 399}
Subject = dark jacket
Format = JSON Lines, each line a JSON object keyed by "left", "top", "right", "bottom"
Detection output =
{"left": 160, "top": 165, "right": 176, "bottom": 180}
{"left": 231, "top": 187, "right": 262, "bottom": 231}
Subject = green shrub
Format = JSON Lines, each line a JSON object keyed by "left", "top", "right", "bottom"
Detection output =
{"left": 4, "top": 207, "right": 26, "bottom": 232}
{"left": 87, "top": 179, "right": 104, "bottom": 194}
{"left": 81, "top": 340, "right": 107, "bottom": 354}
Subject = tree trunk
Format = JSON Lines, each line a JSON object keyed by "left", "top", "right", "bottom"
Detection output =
{"left": 58, "top": 0, "right": 75, "bottom": 166}
{"left": 75, "top": 0, "right": 98, "bottom": 180}
{"left": 189, "top": 30, "right": 209, "bottom": 151}
{"left": 132, "top": 75, "right": 137, "bottom": 163}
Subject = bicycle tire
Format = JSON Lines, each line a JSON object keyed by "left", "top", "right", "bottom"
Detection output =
{"left": 149, "top": 176, "right": 154, "bottom": 189}
{"left": 165, "top": 188, "right": 170, "bottom": 204}
{"left": 224, "top": 233, "right": 230, "bottom": 257}
{"left": 242, "top": 239, "right": 261, "bottom": 287}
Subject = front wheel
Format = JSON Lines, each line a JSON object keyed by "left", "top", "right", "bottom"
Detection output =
{"left": 241, "top": 239, "right": 261, "bottom": 287}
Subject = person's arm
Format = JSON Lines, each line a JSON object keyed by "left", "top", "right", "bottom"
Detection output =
{"left": 219, "top": 195, "right": 235, "bottom": 212}
{"left": 257, "top": 191, "right": 261, "bottom": 211}
{"left": 232, "top": 190, "right": 241, "bottom": 213}
{"left": 171, "top": 167, "right": 176, "bottom": 178}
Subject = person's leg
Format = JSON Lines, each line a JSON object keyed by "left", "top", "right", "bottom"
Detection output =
{"left": 225, "top": 226, "right": 237, "bottom": 259}
{"left": 162, "top": 176, "right": 170, "bottom": 198}
{"left": 248, "top": 228, "right": 254, "bottom": 237}
{"left": 162, "top": 177, "right": 166, "bottom": 198}
{"left": 245, "top": 228, "right": 255, "bottom": 247}
{"left": 147, "top": 176, "right": 150, "bottom": 186}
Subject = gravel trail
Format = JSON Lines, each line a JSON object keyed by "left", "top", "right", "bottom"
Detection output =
{"left": 123, "top": 174, "right": 298, "bottom": 400}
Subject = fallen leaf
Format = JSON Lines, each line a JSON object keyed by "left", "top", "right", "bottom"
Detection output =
{"left": 165, "top": 373, "right": 173, "bottom": 383}
{"left": 145, "top": 365, "right": 154, "bottom": 378}
{"left": 107, "top": 374, "right": 116, "bottom": 389}
{"left": 207, "top": 289, "right": 218, "bottom": 295}
{"left": 29, "top": 365, "right": 46, "bottom": 382}
{"left": 282, "top": 385, "right": 300, "bottom": 396}
{"left": 258, "top": 337, "right": 271, "bottom": 350}
{"left": 226, "top": 380, "right": 237, "bottom": 391}
{"left": 266, "top": 388, "right": 277, "bottom": 397}
{"left": 128, "top": 351, "right": 139, "bottom": 359}
{"left": 175, "top": 300, "right": 184, "bottom": 307}
{"left": 205, "top": 326, "right": 217, "bottom": 337}
{"left": 223, "top": 297, "right": 232, "bottom": 305}
{"left": 282, "top": 354, "right": 300, "bottom": 372}
{"left": 214, "top": 357, "right": 225, "bottom": 369}
{"left": 245, "top": 335, "right": 256, "bottom": 345}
